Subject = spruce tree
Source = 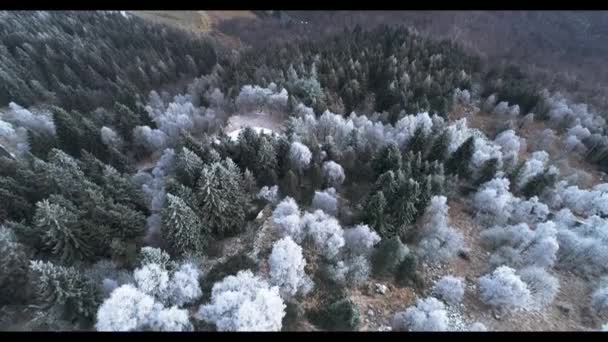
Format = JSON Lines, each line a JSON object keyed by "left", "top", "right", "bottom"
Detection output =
{"left": 445, "top": 136, "right": 475, "bottom": 178}
{"left": 162, "top": 194, "right": 207, "bottom": 257}
{"left": 428, "top": 130, "right": 450, "bottom": 163}
{"left": 34, "top": 199, "right": 92, "bottom": 263}
{"left": 29, "top": 260, "right": 100, "bottom": 321}
{"left": 0, "top": 225, "right": 29, "bottom": 304}
{"left": 362, "top": 191, "right": 393, "bottom": 238}
{"left": 474, "top": 158, "right": 499, "bottom": 188}
{"left": 175, "top": 147, "right": 204, "bottom": 188}
{"left": 373, "top": 143, "right": 402, "bottom": 177}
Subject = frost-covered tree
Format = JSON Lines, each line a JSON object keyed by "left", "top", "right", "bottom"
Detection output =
{"left": 269, "top": 237, "right": 313, "bottom": 298}
{"left": 289, "top": 142, "right": 312, "bottom": 172}
{"left": 343, "top": 224, "right": 381, "bottom": 257}
{"left": 257, "top": 185, "right": 280, "bottom": 205}
{"left": 494, "top": 129, "right": 522, "bottom": 170}
{"left": 392, "top": 297, "right": 449, "bottom": 331}
{"left": 432, "top": 276, "right": 465, "bottom": 306}
{"left": 468, "top": 322, "right": 488, "bottom": 331}
{"left": 134, "top": 263, "right": 170, "bottom": 302}
{"left": 327, "top": 254, "right": 372, "bottom": 288}
{"left": 0, "top": 225, "right": 28, "bottom": 303}
{"left": 518, "top": 267, "right": 559, "bottom": 310}
{"left": 34, "top": 199, "right": 91, "bottom": 263}
{"left": 100, "top": 126, "right": 121, "bottom": 147}
{"left": 311, "top": 187, "right": 338, "bottom": 216}
{"left": 303, "top": 210, "right": 345, "bottom": 260}
{"left": 478, "top": 266, "right": 531, "bottom": 312}
{"left": 29, "top": 260, "right": 100, "bottom": 321}
{"left": 322, "top": 160, "right": 345, "bottom": 187}
{"left": 174, "top": 147, "right": 204, "bottom": 188}
{"left": 96, "top": 284, "right": 159, "bottom": 331}
{"left": 473, "top": 177, "right": 514, "bottom": 226}
{"left": 161, "top": 194, "right": 207, "bottom": 257}
{"left": 167, "top": 263, "right": 202, "bottom": 308}
{"left": 197, "top": 270, "right": 286, "bottom": 331}
{"left": 272, "top": 197, "right": 305, "bottom": 243}
{"left": 417, "top": 196, "right": 464, "bottom": 264}
{"left": 591, "top": 278, "right": 608, "bottom": 316}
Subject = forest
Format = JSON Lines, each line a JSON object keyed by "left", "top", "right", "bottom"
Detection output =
{"left": 1, "top": 10, "right": 608, "bottom": 331}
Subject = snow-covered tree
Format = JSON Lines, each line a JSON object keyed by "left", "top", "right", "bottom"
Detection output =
{"left": 392, "top": 297, "right": 449, "bottom": 331}
{"left": 30, "top": 260, "right": 99, "bottom": 320}
{"left": 477, "top": 266, "right": 531, "bottom": 312}
{"left": 417, "top": 196, "right": 464, "bottom": 264}
{"left": 0, "top": 225, "right": 28, "bottom": 303}
{"left": 289, "top": 142, "right": 312, "bottom": 172}
{"left": 311, "top": 188, "right": 338, "bottom": 216}
{"left": 257, "top": 185, "right": 280, "bottom": 205}
{"left": 269, "top": 237, "right": 313, "bottom": 298}
{"left": 167, "top": 263, "right": 202, "bottom": 307}
{"left": 494, "top": 129, "right": 523, "bottom": 169}
{"left": 592, "top": 278, "right": 608, "bottom": 316}
{"left": 343, "top": 224, "right": 381, "bottom": 257}
{"left": 96, "top": 284, "right": 159, "bottom": 331}
{"left": 473, "top": 177, "right": 515, "bottom": 226}
{"left": 322, "top": 160, "right": 345, "bottom": 187}
{"left": 100, "top": 126, "right": 121, "bottom": 147}
{"left": 467, "top": 322, "right": 488, "bottom": 331}
{"left": 134, "top": 263, "right": 170, "bottom": 302}
{"left": 161, "top": 194, "right": 207, "bottom": 257}
{"left": 518, "top": 267, "right": 559, "bottom": 310}
{"left": 432, "top": 276, "right": 465, "bottom": 306}
{"left": 197, "top": 270, "right": 286, "bottom": 331}
{"left": 302, "top": 210, "right": 345, "bottom": 260}
{"left": 327, "top": 254, "right": 372, "bottom": 288}
{"left": 272, "top": 197, "right": 305, "bottom": 243}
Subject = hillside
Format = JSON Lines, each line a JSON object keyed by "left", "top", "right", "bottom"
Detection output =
{"left": 2, "top": 11, "right": 608, "bottom": 333}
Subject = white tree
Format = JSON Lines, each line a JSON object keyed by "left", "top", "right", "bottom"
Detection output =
{"left": 167, "top": 263, "right": 202, "bottom": 307}
{"left": 289, "top": 142, "right": 312, "bottom": 172}
{"left": 518, "top": 267, "right": 559, "bottom": 310}
{"left": 392, "top": 297, "right": 449, "bottom": 331}
{"left": 100, "top": 126, "right": 122, "bottom": 147}
{"left": 417, "top": 196, "right": 464, "bottom": 264}
{"left": 96, "top": 284, "right": 158, "bottom": 331}
{"left": 303, "top": 210, "right": 345, "bottom": 260}
{"left": 311, "top": 188, "right": 338, "bottom": 216}
{"left": 343, "top": 224, "right": 381, "bottom": 257}
{"left": 432, "top": 276, "right": 465, "bottom": 306}
{"left": 197, "top": 270, "right": 286, "bottom": 331}
{"left": 467, "top": 322, "right": 488, "bottom": 331}
{"left": 149, "top": 305, "right": 192, "bottom": 331}
{"left": 257, "top": 185, "right": 279, "bottom": 205}
{"left": 272, "top": 197, "right": 305, "bottom": 243}
{"left": 473, "top": 177, "right": 515, "bottom": 226}
{"left": 322, "top": 161, "right": 345, "bottom": 186}
{"left": 478, "top": 266, "right": 531, "bottom": 312}
{"left": 592, "top": 278, "right": 608, "bottom": 316}
{"left": 134, "top": 263, "right": 170, "bottom": 302}
{"left": 269, "top": 237, "right": 313, "bottom": 299}
{"left": 494, "top": 129, "right": 522, "bottom": 169}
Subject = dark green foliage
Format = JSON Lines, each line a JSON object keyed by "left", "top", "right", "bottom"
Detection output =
{"left": 281, "top": 169, "right": 300, "bottom": 199}
{"left": 520, "top": 168, "right": 558, "bottom": 199}
{"left": 112, "top": 102, "right": 140, "bottom": 142}
{"left": 474, "top": 157, "right": 499, "bottom": 188}
{"left": 29, "top": 260, "right": 100, "bottom": 322}
{"left": 372, "top": 143, "right": 402, "bottom": 177}
{"left": 175, "top": 147, "right": 204, "bottom": 188}
{"left": 372, "top": 236, "right": 408, "bottom": 277}
{"left": 408, "top": 126, "right": 428, "bottom": 155}
{"left": 196, "top": 159, "right": 250, "bottom": 237}
{"left": 362, "top": 191, "right": 393, "bottom": 238}
{"left": 0, "top": 225, "right": 29, "bottom": 304}
{"left": 445, "top": 136, "right": 475, "bottom": 178}
{"left": 161, "top": 194, "right": 208, "bottom": 258}
{"left": 308, "top": 298, "right": 360, "bottom": 331}
{"left": 427, "top": 129, "right": 451, "bottom": 162}
{"left": 396, "top": 254, "right": 424, "bottom": 290}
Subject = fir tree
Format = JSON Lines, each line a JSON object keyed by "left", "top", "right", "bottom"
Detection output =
{"left": 445, "top": 136, "right": 475, "bottom": 178}
{"left": 373, "top": 143, "right": 402, "bottom": 177}
{"left": 0, "top": 225, "right": 29, "bottom": 304}
{"left": 162, "top": 194, "right": 207, "bottom": 257}
{"left": 474, "top": 158, "right": 499, "bottom": 188}
{"left": 362, "top": 191, "right": 393, "bottom": 238}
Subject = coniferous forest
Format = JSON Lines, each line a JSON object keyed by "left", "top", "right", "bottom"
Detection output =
{"left": 2, "top": 10, "right": 608, "bottom": 331}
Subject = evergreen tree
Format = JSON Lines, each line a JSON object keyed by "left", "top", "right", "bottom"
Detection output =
{"left": 373, "top": 143, "right": 402, "bottom": 177}
{"left": 474, "top": 158, "right": 499, "bottom": 188}
{"left": 161, "top": 194, "right": 207, "bottom": 257}
{"left": 29, "top": 260, "right": 100, "bottom": 322}
{"left": 428, "top": 130, "right": 450, "bottom": 162}
{"left": 281, "top": 170, "right": 300, "bottom": 199}
{"left": 175, "top": 147, "right": 204, "bottom": 188}
{"left": 34, "top": 199, "right": 92, "bottom": 263}
{"left": 445, "top": 136, "right": 475, "bottom": 178}
{"left": 362, "top": 191, "right": 393, "bottom": 238}
{"left": 408, "top": 126, "right": 428, "bottom": 155}
{"left": 254, "top": 136, "right": 278, "bottom": 186}
{"left": 0, "top": 225, "right": 29, "bottom": 304}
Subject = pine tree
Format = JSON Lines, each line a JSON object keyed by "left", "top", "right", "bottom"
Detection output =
{"left": 408, "top": 126, "right": 427, "bottom": 155}
{"left": 281, "top": 170, "right": 300, "bottom": 199}
{"left": 175, "top": 147, "right": 204, "bottom": 188}
{"left": 0, "top": 225, "right": 28, "bottom": 304}
{"left": 520, "top": 168, "right": 557, "bottom": 199}
{"left": 29, "top": 260, "right": 100, "bottom": 321}
{"left": 428, "top": 130, "right": 450, "bottom": 162}
{"left": 474, "top": 158, "right": 499, "bottom": 188}
{"left": 196, "top": 160, "right": 249, "bottom": 237}
{"left": 445, "top": 136, "right": 474, "bottom": 178}
{"left": 373, "top": 143, "right": 402, "bottom": 177}
{"left": 162, "top": 194, "right": 207, "bottom": 257}
{"left": 34, "top": 199, "right": 92, "bottom": 263}
{"left": 254, "top": 136, "right": 278, "bottom": 186}
{"left": 362, "top": 191, "right": 393, "bottom": 238}
{"left": 52, "top": 106, "right": 83, "bottom": 157}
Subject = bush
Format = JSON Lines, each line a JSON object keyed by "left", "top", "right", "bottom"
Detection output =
{"left": 372, "top": 236, "right": 409, "bottom": 277}
{"left": 309, "top": 298, "right": 360, "bottom": 331}
{"left": 395, "top": 254, "right": 424, "bottom": 290}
